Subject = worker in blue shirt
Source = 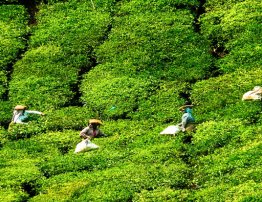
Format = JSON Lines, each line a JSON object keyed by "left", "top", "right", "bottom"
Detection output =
{"left": 11, "top": 105, "right": 45, "bottom": 124}
{"left": 179, "top": 103, "right": 195, "bottom": 132}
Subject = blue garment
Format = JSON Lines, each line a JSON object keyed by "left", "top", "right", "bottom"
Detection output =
{"left": 184, "top": 108, "right": 195, "bottom": 122}
{"left": 17, "top": 111, "right": 30, "bottom": 122}
{"left": 181, "top": 107, "right": 195, "bottom": 129}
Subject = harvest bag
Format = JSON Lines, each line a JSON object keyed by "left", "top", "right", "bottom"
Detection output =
{"left": 242, "top": 86, "right": 262, "bottom": 101}
{"left": 160, "top": 125, "right": 181, "bottom": 135}
{"left": 74, "top": 139, "right": 99, "bottom": 153}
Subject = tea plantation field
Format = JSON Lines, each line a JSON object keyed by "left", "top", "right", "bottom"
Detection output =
{"left": 0, "top": 0, "right": 261, "bottom": 201}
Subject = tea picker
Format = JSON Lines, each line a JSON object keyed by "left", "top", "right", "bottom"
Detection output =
{"left": 11, "top": 105, "right": 45, "bottom": 124}
{"left": 75, "top": 119, "right": 106, "bottom": 153}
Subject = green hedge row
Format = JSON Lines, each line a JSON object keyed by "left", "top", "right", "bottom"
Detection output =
{"left": 0, "top": 5, "right": 28, "bottom": 99}
{"left": 81, "top": 7, "right": 212, "bottom": 121}
{"left": 0, "top": 5, "right": 28, "bottom": 126}
{"left": 191, "top": 68, "right": 262, "bottom": 123}
{"left": 201, "top": 0, "right": 262, "bottom": 73}
{"left": 8, "top": 1, "right": 112, "bottom": 111}
{"left": 95, "top": 10, "right": 212, "bottom": 82}
{"left": 115, "top": 0, "right": 199, "bottom": 15}
{"left": 1, "top": 120, "right": 191, "bottom": 201}
{"left": 81, "top": 70, "right": 160, "bottom": 120}
{"left": 191, "top": 123, "right": 262, "bottom": 201}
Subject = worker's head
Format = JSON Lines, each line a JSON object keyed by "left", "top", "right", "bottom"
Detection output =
{"left": 88, "top": 119, "right": 102, "bottom": 129}
{"left": 14, "top": 105, "right": 27, "bottom": 112}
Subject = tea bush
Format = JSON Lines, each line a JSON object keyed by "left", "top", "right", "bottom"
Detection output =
{"left": 9, "top": 0, "right": 112, "bottom": 110}
{"left": 0, "top": 5, "right": 27, "bottom": 68}
{"left": 43, "top": 106, "right": 94, "bottom": 131}
{"left": 30, "top": 2, "right": 111, "bottom": 53}
{"left": 0, "top": 5, "right": 28, "bottom": 102}
{"left": 68, "top": 162, "right": 190, "bottom": 201}
{"left": 116, "top": 0, "right": 199, "bottom": 15}
{"left": 96, "top": 10, "right": 212, "bottom": 82}
{"left": 191, "top": 68, "right": 262, "bottom": 122}
{"left": 192, "top": 124, "right": 262, "bottom": 201}
{"left": 0, "top": 188, "right": 28, "bottom": 202}
{"left": 134, "top": 81, "right": 189, "bottom": 122}
{"left": 41, "top": 0, "right": 116, "bottom": 10}
{"left": 201, "top": 0, "right": 262, "bottom": 73}
{"left": 9, "top": 46, "right": 76, "bottom": 110}
{"left": 193, "top": 182, "right": 262, "bottom": 202}
{"left": 0, "top": 0, "right": 261, "bottom": 200}
{"left": 81, "top": 73, "right": 159, "bottom": 119}
{"left": 190, "top": 119, "right": 245, "bottom": 156}
{"left": 0, "top": 143, "right": 44, "bottom": 201}
{"left": 133, "top": 187, "right": 191, "bottom": 201}
{"left": 0, "top": 101, "right": 12, "bottom": 127}
{"left": 6, "top": 121, "right": 46, "bottom": 140}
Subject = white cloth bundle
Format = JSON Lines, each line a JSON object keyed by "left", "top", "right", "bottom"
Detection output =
{"left": 242, "top": 86, "right": 262, "bottom": 101}
{"left": 160, "top": 125, "right": 181, "bottom": 135}
{"left": 74, "top": 139, "right": 99, "bottom": 153}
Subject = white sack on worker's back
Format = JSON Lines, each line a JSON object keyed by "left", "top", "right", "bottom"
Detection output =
{"left": 74, "top": 139, "right": 99, "bottom": 153}
{"left": 242, "top": 86, "right": 262, "bottom": 101}
{"left": 160, "top": 125, "right": 181, "bottom": 135}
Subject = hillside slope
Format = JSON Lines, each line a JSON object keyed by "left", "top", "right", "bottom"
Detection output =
{"left": 0, "top": 0, "right": 261, "bottom": 201}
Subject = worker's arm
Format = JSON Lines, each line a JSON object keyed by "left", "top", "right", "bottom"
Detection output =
{"left": 80, "top": 127, "right": 90, "bottom": 139}
{"left": 26, "top": 110, "right": 44, "bottom": 115}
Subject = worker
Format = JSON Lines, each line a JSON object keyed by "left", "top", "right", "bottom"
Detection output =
{"left": 179, "top": 103, "right": 195, "bottom": 132}
{"left": 11, "top": 105, "right": 45, "bottom": 124}
{"left": 80, "top": 119, "right": 106, "bottom": 140}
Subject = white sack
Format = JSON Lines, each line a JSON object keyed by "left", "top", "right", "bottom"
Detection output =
{"left": 242, "top": 86, "right": 262, "bottom": 101}
{"left": 74, "top": 139, "right": 99, "bottom": 153}
{"left": 160, "top": 125, "right": 181, "bottom": 135}
{"left": 242, "top": 91, "right": 262, "bottom": 101}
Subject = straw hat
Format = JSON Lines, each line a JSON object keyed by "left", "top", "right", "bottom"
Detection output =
{"left": 89, "top": 119, "right": 102, "bottom": 125}
{"left": 14, "top": 105, "right": 27, "bottom": 110}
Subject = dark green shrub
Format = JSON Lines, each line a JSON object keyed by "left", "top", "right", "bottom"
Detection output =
{"left": 0, "top": 101, "right": 12, "bottom": 127}
{"left": 0, "top": 71, "right": 7, "bottom": 99}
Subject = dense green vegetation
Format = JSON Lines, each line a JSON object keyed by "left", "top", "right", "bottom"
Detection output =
{"left": 0, "top": 0, "right": 261, "bottom": 201}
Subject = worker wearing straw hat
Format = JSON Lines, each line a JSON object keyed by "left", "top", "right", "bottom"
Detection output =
{"left": 11, "top": 105, "right": 45, "bottom": 124}
{"left": 80, "top": 119, "right": 106, "bottom": 140}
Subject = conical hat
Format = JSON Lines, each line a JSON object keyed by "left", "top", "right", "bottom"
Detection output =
{"left": 89, "top": 119, "right": 102, "bottom": 125}
{"left": 14, "top": 105, "right": 27, "bottom": 110}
